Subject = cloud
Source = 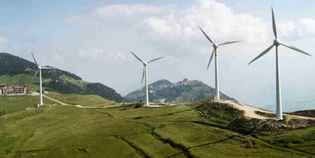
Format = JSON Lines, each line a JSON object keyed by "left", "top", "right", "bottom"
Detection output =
{"left": 77, "top": 47, "right": 130, "bottom": 62}
{"left": 144, "top": 0, "right": 270, "bottom": 44}
{"left": 68, "top": 0, "right": 315, "bottom": 48}
{"left": 95, "top": 4, "right": 163, "bottom": 17}
{"left": 279, "top": 18, "right": 315, "bottom": 40}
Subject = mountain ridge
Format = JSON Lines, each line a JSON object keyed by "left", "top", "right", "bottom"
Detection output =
{"left": 0, "top": 52, "right": 123, "bottom": 102}
{"left": 124, "top": 78, "right": 236, "bottom": 103}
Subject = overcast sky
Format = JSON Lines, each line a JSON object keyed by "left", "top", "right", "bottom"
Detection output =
{"left": 1, "top": 0, "right": 315, "bottom": 111}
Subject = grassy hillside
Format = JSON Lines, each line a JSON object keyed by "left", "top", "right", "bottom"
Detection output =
{"left": 259, "top": 127, "right": 315, "bottom": 155}
{"left": 0, "top": 74, "right": 37, "bottom": 90}
{"left": 0, "top": 98, "right": 314, "bottom": 158}
{"left": 125, "top": 79, "right": 236, "bottom": 103}
{"left": 46, "top": 92, "right": 115, "bottom": 107}
{"left": 0, "top": 96, "right": 53, "bottom": 115}
{"left": 0, "top": 53, "right": 123, "bottom": 102}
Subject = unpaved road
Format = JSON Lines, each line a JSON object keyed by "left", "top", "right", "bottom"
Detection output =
{"left": 43, "top": 94, "right": 121, "bottom": 109}
{"left": 222, "top": 100, "right": 315, "bottom": 120}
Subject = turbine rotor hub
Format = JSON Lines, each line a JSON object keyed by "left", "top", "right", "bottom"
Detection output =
{"left": 274, "top": 39, "right": 280, "bottom": 46}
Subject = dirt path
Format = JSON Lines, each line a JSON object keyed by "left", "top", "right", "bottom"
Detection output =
{"left": 43, "top": 94, "right": 122, "bottom": 109}
{"left": 220, "top": 100, "right": 273, "bottom": 120}
{"left": 43, "top": 95, "right": 69, "bottom": 106}
{"left": 221, "top": 100, "right": 315, "bottom": 120}
{"left": 74, "top": 104, "right": 120, "bottom": 109}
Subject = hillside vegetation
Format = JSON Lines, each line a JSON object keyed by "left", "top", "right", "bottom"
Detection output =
{"left": 125, "top": 79, "right": 235, "bottom": 103}
{"left": 0, "top": 96, "right": 53, "bottom": 115}
{"left": 46, "top": 92, "right": 115, "bottom": 107}
{"left": 0, "top": 96, "right": 314, "bottom": 158}
{"left": 0, "top": 52, "right": 122, "bottom": 102}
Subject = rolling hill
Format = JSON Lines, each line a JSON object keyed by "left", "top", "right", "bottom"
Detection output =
{"left": 125, "top": 79, "right": 236, "bottom": 103}
{"left": 1, "top": 52, "right": 315, "bottom": 158}
{"left": 0, "top": 52, "right": 123, "bottom": 102}
{"left": 0, "top": 96, "right": 315, "bottom": 158}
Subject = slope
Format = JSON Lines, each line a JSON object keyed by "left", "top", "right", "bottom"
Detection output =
{"left": 125, "top": 79, "right": 236, "bottom": 103}
{"left": 0, "top": 52, "right": 123, "bottom": 102}
{"left": 0, "top": 99, "right": 314, "bottom": 158}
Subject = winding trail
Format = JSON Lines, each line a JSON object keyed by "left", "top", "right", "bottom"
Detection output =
{"left": 43, "top": 95, "right": 69, "bottom": 106}
{"left": 220, "top": 100, "right": 315, "bottom": 121}
{"left": 43, "top": 94, "right": 121, "bottom": 109}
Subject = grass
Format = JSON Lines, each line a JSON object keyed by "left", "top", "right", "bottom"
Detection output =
{"left": 46, "top": 92, "right": 114, "bottom": 107}
{"left": 258, "top": 127, "right": 315, "bottom": 155}
{"left": 59, "top": 74, "right": 87, "bottom": 89}
{"left": 0, "top": 97, "right": 314, "bottom": 158}
{"left": 0, "top": 74, "right": 37, "bottom": 90}
{"left": 0, "top": 74, "right": 33, "bottom": 85}
{"left": 0, "top": 96, "right": 53, "bottom": 115}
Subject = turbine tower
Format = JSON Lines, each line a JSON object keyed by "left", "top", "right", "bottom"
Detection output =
{"left": 130, "top": 51, "right": 164, "bottom": 106}
{"left": 199, "top": 27, "right": 240, "bottom": 101}
{"left": 249, "top": 8, "right": 311, "bottom": 120}
{"left": 31, "top": 53, "right": 54, "bottom": 108}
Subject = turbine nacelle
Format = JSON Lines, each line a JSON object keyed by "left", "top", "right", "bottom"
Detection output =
{"left": 273, "top": 39, "right": 280, "bottom": 46}
{"left": 130, "top": 51, "right": 164, "bottom": 83}
{"left": 199, "top": 26, "right": 240, "bottom": 69}
{"left": 142, "top": 61, "right": 149, "bottom": 66}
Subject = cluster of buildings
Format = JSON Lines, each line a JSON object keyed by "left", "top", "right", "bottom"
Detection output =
{"left": 0, "top": 85, "right": 30, "bottom": 96}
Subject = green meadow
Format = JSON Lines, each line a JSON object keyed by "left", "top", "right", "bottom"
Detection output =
{"left": 0, "top": 95, "right": 314, "bottom": 158}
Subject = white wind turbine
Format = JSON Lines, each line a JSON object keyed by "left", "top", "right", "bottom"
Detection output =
{"left": 130, "top": 51, "right": 164, "bottom": 106}
{"left": 249, "top": 8, "right": 311, "bottom": 120}
{"left": 199, "top": 27, "right": 240, "bottom": 101}
{"left": 31, "top": 53, "right": 54, "bottom": 108}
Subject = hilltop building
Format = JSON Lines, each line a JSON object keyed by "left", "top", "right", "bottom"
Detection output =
{"left": 0, "top": 85, "right": 30, "bottom": 96}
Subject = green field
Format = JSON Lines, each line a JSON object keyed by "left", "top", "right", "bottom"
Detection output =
{"left": 0, "top": 96, "right": 314, "bottom": 158}
{"left": 0, "top": 74, "right": 37, "bottom": 91}
{"left": 0, "top": 96, "right": 53, "bottom": 115}
{"left": 46, "top": 92, "right": 115, "bottom": 107}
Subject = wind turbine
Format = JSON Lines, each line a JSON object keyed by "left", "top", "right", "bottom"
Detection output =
{"left": 130, "top": 51, "right": 164, "bottom": 106}
{"left": 31, "top": 53, "right": 54, "bottom": 108}
{"left": 199, "top": 26, "right": 240, "bottom": 101}
{"left": 249, "top": 8, "right": 311, "bottom": 120}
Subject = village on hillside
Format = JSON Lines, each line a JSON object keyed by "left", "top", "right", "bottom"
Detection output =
{"left": 0, "top": 85, "right": 30, "bottom": 96}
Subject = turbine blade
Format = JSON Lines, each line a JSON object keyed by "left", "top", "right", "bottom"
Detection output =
{"left": 130, "top": 51, "right": 145, "bottom": 64}
{"left": 199, "top": 26, "right": 215, "bottom": 45}
{"left": 271, "top": 8, "right": 278, "bottom": 39}
{"left": 148, "top": 57, "right": 164, "bottom": 63}
{"left": 33, "top": 70, "right": 39, "bottom": 79}
{"left": 280, "top": 43, "right": 311, "bottom": 56}
{"left": 218, "top": 40, "right": 241, "bottom": 46}
{"left": 249, "top": 44, "right": 274, "bottom": 65}
{"left": 31, "top": 53, "right": 39, "bottom": 66}
{"left": 41, "top": 65, "right": 55, "bottom": 69}
{"left": 207, "top": 49, "right": 215, "bottom": 69}
{"left": 141, "top": 67, "right": 145, "bottom": 83}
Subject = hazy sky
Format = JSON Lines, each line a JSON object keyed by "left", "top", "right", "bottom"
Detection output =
{"left": 1, "top": 0, "right": 315, "bottom": 111}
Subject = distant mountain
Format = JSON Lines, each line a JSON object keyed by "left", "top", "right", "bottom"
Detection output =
{"left": 0, "top": 52, "right": 123, "bottom": 102}
{"left": 124, "top": 79, "right": 236, "bottom": 103}
{"left": 291, "top": 110, "right": 315, "bottom": 117}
